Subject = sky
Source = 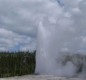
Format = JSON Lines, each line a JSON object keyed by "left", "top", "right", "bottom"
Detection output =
{"left": 0, "top": 0, "right": 86, "bottom": 52}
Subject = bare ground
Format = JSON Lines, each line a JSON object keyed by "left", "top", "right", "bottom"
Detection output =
{"left": 0, "top": 75, "right": 86, "bottom": 80}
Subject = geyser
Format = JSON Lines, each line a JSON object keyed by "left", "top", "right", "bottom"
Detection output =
{"left": 35, "top": 0, "right": 86, "bottom": 77}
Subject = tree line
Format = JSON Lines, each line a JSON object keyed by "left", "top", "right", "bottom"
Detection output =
{"left": 0, "top": 50, "right": 36, "bottom": 78}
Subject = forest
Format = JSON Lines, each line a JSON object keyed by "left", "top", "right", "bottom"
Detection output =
{"left": 0, "top": 50, "right": 36, "bottom": 78}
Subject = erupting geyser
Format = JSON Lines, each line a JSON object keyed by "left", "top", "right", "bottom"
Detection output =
{"left": 35, "top": 0, "right": 86, "bottom": 77}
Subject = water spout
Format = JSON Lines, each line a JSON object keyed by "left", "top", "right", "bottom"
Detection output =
{"left": 35, "top": 0, "right": 86, "bottom": 77}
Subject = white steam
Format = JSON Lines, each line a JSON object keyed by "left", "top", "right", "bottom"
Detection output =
{"left": 35, "top": 0, "right": 86, "bottom": 77}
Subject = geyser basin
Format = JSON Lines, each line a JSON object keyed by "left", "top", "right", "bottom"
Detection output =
{"left": 35, "top": 0, "right": 86, "bottom": 77}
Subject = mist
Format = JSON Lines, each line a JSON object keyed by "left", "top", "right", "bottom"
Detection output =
{"left": 35, "top": 0, "right": 86, "bottom": 77}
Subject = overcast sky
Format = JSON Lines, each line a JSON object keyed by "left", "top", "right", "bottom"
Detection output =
{"left": 0, "top": 0, "right": 86, "bottom": 52}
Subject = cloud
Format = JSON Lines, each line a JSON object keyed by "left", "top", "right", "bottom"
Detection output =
{"left": 0, "top": 0, "right": 39, "bottom": 51}
{"left": 0, "top": 0, "right": 86, "bottom": 52}
{"left": 0, "top": 28, "right": 35, "bottom": 51}
{"left": 0, "top": 0, "right": 63, "bottom": 51}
